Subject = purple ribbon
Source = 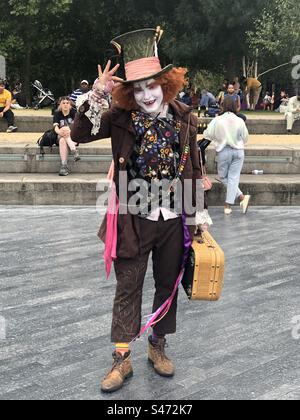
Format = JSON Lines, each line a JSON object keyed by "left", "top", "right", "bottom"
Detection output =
{"left": 131, "top": 213, "right": 192, "bottom": 343}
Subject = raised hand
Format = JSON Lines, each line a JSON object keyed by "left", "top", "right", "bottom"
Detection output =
{"left": 97, "top": 60, "right": 123, "bottom": 90}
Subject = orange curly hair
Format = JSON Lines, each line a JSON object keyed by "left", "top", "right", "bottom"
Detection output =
{"left": 112, "top": 67, "right": 188, "bottom": 111}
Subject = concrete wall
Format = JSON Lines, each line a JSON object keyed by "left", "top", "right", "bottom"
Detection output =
{"left": 0, "top": 146, "right": 299, "bottom": 175}
{"left": 2, "top": 115, "right": 300, "bottom": 134}
{"left": 0, "top": 177, "right": 299, "bottom": 206}
{"left": 0, "top": 116, "right": 53, "bottom": 133}
{"left": 207, "top": 179, "right": 300, "bottom": 206}
{"left": 200, "top": 118, "right": 300, "bottom": 135}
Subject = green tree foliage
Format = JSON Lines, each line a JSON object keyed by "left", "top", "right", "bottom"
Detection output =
{"left": 0, "top": 0, "right": 287, "bottom": 98}
{"left": 247, "top": 0, "right": 300, "bottom": 92}
{"left": 192, "top": 70, "right": 224, "bottom": 94}
{"left": 162, "top": 0, "right": 269, "bottom": 76}
{"left": 247, "top": 0, "right": 300, "bottom": 58}
{"left": 0, "top": 0, "right": 72, "bottom": 101}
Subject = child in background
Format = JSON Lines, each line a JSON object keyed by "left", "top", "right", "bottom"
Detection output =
{"left": 263, "top": 92, "right": 272, "bottom": 111}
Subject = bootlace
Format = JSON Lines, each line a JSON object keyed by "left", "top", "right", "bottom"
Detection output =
{"left": 111, "top": 352, "right": 127, "bottom": 373}
{"left": 152, "top": 339, "right": 170, "bottom": 361}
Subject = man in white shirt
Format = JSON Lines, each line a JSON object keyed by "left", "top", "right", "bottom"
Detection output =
{"left": 285, "top": 95, "right": 300, "bottom": 133}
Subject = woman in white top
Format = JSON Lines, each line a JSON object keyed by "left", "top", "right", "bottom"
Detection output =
{"left": 203, "top": 96, "right": 251, "bottom": 215}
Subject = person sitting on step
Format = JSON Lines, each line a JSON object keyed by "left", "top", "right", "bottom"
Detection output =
{"left": 53, "top": 97, "right": 80, "bottom": 176}
{"left": 285, "top": 94, "right": 300, "bottom": 134}
{"left": 0, "top": 79, "right": 18, "bottom": 133}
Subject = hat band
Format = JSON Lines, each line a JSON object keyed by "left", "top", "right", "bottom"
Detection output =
{"left": 125, "top": 57, "right": 162, "bottom": 82}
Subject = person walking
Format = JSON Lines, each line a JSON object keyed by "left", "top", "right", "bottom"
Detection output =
{"left": 203, "top": 96, "right": 251, "bottom": 215}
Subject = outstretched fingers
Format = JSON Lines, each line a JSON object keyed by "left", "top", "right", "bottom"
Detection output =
{"left": 104, "top": 60, "right": 112, "bottom": 74}
{"left": 98, "top": 61, "right": 112, "bottom": 78}
{"left": 98, "top": 64, "right": 103, "bottom": 78}
{"left": 109, "top": 63, "right": 120, "bottom": 75}
{"left": 111, "top": 76, "right": 124, "bottom": 83}
{"left": 98, "top": 62, "right": 122, "bottom": 83}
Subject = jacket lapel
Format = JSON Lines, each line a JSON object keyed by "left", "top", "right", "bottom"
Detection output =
{"left": 111, "top": 108, "right": 136, "bottom": 169}
{"left": 111, "top": 108, "right": 135, "bottom": 134}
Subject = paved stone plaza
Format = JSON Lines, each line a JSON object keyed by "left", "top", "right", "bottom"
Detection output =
{"left": 0, "top": 206, "right": 299, "bottom": 400}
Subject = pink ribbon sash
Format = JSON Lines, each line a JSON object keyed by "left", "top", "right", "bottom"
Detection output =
{"left": 104, "top": 161, "right": 119, "bottom": 279}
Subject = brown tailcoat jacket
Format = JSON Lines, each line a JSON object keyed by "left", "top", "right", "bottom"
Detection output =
{"left": 71, "top": 99, "right": 203, "bottom": 259}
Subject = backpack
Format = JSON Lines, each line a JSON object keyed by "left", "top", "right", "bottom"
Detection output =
{"left": 37, "top": 130, "right": 58, "bottom": 156}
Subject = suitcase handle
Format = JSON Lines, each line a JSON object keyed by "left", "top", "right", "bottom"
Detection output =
{"left": 195, "top": 227, "right": 204, "bottom": 243}
{"left": 195, "top": 233, "right": 216, "bottom": 248}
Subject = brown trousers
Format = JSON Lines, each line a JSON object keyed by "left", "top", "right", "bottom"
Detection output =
{"left": 111, "top": 215, "right": 184, "bottom": 343}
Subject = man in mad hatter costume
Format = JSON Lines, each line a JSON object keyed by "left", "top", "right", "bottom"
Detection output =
{"left": 72, "top": 27, "right": 207, "bottom": 393}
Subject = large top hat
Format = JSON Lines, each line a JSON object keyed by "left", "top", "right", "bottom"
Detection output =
{"left": 111, "top": 27, "right": 173, "bottom": 84}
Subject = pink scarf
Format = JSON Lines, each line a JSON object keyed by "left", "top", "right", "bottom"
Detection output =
{"left": 104, "top": 161, "right": 119, "bottom": 278}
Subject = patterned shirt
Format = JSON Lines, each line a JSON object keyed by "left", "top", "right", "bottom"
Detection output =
{"left": 130, "top": 111, "right": 181, "bottom": 182}
{"left": 128, "top": 111, "right": 182, "bottom": 217}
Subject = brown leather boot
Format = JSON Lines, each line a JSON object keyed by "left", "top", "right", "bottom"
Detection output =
{"left": 101, "top": 351, "right": 133, "bottom": 393}
{"left": 148, "top": 336, "right": 175, "bottom": 377}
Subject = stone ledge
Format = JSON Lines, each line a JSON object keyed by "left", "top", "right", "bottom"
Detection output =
{"left": 199, "top": 118, "right": 300, "bottom": 135}
{"left": 0, "top": 116, "right": 53, "bottom": 133}
{"left": 0, "top": 174, "right": 299, "bottom": 206}
{"left": 0, "top": 145, "right": 299, "bottom": 174}
{"left": 1, "top": 115, "right": 300, "bottom": 134}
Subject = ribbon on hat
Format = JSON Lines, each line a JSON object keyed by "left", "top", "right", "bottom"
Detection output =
{"left": 125, "top": 57, "right": 162, "bottom": 82}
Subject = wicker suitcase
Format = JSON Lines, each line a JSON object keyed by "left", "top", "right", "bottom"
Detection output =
{"left": 182, "top": 231, "right": 225, "bottom": 301}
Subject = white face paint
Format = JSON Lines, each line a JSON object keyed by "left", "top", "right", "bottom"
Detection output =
{"left": 134, "top": 78, "right": 164, "bottom": 115}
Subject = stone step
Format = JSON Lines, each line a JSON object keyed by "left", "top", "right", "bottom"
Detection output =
{"left": 199, "top": 117, "right": 300, "bottom": 135}
{"left": 0, "top": 149, "right": 298, "bottom": 174}
{"left": 0, "top": 136, "right": 299, "bottom": 174}
{"left": 0, "top": 136, "right": 112, "bottom": 174}
{"left": 0, "top": 115, "right": 53, "bottom": 133}
{"left": 0, "top": 173, "right": 299, "bottom": 206}
{"left": 0, "top": 110, "right": 297, "bottom": 134}
{"left": 0, "top": 146, "right": 113, "bottom": 174}
{"left": 208, "top": 146, "right": 300, "bottom": 175}
{"left": 1, "top": 132, "right": 299, "bottom": 145}
{"left": 0, "top": 173, "right": 108, "bottom": 206}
